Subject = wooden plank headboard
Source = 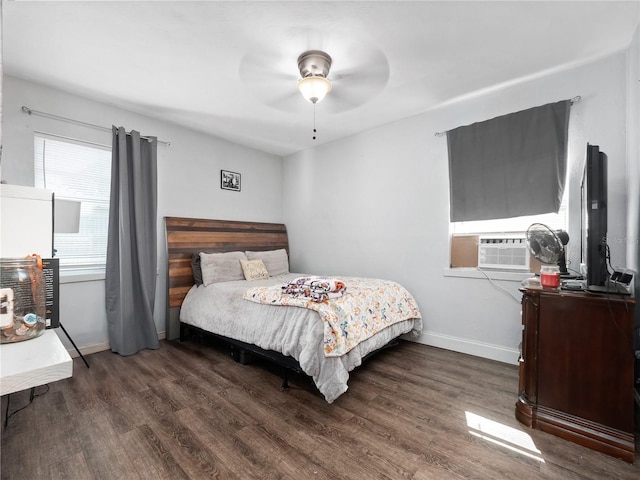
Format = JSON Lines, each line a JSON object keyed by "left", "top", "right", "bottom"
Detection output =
{"left": 165, "top": 217, "right": 289, "bottom": 309}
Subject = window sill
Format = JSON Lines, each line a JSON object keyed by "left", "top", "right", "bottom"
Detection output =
{"left": 60, "top": 269, "right": 105, "bottom": 284}
{"left": 443, "top": 268, "right": 532, "bottom": 282}
{"left": 59, "top": 268, "right": 160, "bottom": 284}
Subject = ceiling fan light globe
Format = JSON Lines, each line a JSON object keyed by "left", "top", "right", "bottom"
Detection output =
{"left": 297, "top": 76, "right": 332, "bottom": 104}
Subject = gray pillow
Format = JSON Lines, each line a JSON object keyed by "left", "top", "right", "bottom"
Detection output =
{"left": 191, "top": 253, "right": 204, "bottom": 286}
{"left": 191, "top": 251, "right": 223, "bottom": 286}
{"left": 200, "top": 251, "right": 248, "bottom": 286}
{"left": 245, "top": 249, "right": 289, "bottom": 277}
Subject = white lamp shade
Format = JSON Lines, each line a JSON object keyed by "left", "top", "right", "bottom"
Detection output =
{"left": 54, "top": 199, "right": 81, "bottom": 233}
{"left": 297, "top": 76, "right": 332, "bottom": 104}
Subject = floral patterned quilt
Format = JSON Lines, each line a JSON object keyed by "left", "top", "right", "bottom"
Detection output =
{"left": 244, "top": 277, "right": 422, "bottom": 357}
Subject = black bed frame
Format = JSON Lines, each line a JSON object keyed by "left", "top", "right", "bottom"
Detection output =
{"left": 180, "top": 321, "right": 304, "bottom": 389}
{"left": 179, "top": 321, "right": 400, "bottom": 392}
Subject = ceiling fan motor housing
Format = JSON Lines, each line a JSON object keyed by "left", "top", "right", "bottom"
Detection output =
{"left": 297, "top": 50, "right": 332, "bottom": 78}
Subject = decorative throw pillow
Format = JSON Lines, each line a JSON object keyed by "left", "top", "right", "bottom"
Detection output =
{"left": 199, "top": 251, "right": 247, "bottom": 286}
{"left": 240, "top": 259, "right": 270, "bottom": 281}
{"left": 245, "top": 249, "right": 289, "bottom": 277}
{"left": 191, "top": 252, "right": 204, "bottom": 286}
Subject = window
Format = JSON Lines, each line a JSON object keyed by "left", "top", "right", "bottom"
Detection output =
{"left": 34, "top": 134, "right": 111, "bottom": 271}
{"left": 446, "top": 100, "right": 572, "bottom": 275}
{"left": 448, "top": 191, "right": 569, "bottom": 275}
{"left": 451, "top": 189, "right": 569, "bottom": 235}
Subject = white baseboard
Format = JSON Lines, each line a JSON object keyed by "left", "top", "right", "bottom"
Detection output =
{"left": 66, "top": 329, "right": 517, "bottom": 366}
{"left": 65, "top": 330, "right": 167, "bottom": 358}
{"left": 414, "top": 331, "right": 519, "bottom": 365}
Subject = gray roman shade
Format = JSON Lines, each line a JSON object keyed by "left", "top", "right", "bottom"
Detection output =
{"left": 447, "top": 100, "right": 571, "bottom": 222}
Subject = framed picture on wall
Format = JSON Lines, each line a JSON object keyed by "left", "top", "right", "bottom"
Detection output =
{"left": 221, "top": 170, "right": 241, "bottom": 192}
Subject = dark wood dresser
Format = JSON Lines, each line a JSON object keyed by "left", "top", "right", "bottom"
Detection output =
{"left": 516, "top": 287, "right": 636, "bottom": 462}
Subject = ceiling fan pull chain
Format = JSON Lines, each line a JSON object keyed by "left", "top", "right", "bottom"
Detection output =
{"left": 313, "top": 103, "right": 317, "bottom": 140}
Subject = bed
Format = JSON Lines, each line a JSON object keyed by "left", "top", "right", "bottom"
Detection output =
{"left": 165, "top": 217, "right": 422, "bottom": 403}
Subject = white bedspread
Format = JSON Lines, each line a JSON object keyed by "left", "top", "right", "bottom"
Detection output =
{"left": 179, "top": 273, "right": 422, "bottom": 403}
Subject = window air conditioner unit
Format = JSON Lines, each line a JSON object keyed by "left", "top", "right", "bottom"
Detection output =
{"left": 477, "top": 236, "right": 530, "bottom": 271}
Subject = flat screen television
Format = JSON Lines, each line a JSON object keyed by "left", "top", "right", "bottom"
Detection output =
{"left": 581, "top": 143, "right": 608, "bottom": 288}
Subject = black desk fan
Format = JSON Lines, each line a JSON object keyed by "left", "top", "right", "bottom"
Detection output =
{"left": 525, "top": 223, "right": 570, "bottom": 276}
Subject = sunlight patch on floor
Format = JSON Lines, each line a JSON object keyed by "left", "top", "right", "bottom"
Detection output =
{"left": 465, "top": 411, "right": 544, "bottom": 462}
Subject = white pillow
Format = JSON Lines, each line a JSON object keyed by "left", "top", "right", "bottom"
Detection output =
{"left": 240, "top": 259, "right": 270, "bottom": 281}
{"left": 199, "top": 251, "right": 247, "bottom": 286}
{"left": 245, "top": 249, "right": 289, "bottom": 277}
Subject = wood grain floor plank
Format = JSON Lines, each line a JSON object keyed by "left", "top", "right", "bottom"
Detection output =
{"left": 147, "top": 341, "right": 214, "bottom": 380}
{"left": 178, "top": 358, "right": 239, "bottom": 394}
{"left": 142, "top": 407, "right": 241, "bottom": 480}
{"left": 276, "top": 387, "right": 420, "bottom": 472}
{"left": 95, "top": 385, "right": 181, "bottom": 436}
{"left": 52, "top": 357, "right": 100, "bottom": 414}
{"left": 120, "top": 424, "right": 191, "bottom": 480}
{"left": 176, "top": 406, "right": 273, "bottom": 479}
{"left": 108, "top": 349, "right": 159, "bottom": 393}
{"left": 220, "top": 386, "right": 393, "bottom": 479}
{"left": 209, "top": 359, "right": 296, "bottom": 406}
{"left": 265, "top": 395, "right": 416, "bottom": 479}
{"left": 426, "top": 428, "right": 542, "bottom": 479}
{"left": 182, "top": 405, "right": 323, "bottom": 480}
{"left": 234, "top": 423, "right": 327, "bottom": 480}
{"left": 36, "top": 451, "right": 94, "bottom": 480}
{"left": 74, "top": 408, "right": 142, "bottom": 480}
{"left": 1, "top": 401, "right": 83, "bottom": 479}
{"left": 412, "top": 465, "right": 467, "bottom": 480}
{"left": 2, "top": 387, "right": 70, "bottom": 435}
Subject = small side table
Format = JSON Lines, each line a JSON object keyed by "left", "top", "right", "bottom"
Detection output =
{"left": 1, "top": 329, "right": 73, "bottom": 396}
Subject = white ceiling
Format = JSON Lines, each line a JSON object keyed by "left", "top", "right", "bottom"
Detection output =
{"left": 3, "top": 1, "right": 639, "bottom": 156}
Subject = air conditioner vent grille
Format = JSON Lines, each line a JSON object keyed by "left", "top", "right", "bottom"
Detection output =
{"left": 478, "top": 237, "right": 530, "bottom": 271}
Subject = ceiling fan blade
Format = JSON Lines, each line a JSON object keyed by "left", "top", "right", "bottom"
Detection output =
{"left": 320, "top": 72, "right": 388, "bottom": 114}
{"left": 330, "top": 61, "right": 389, "bottom": 84}
{"left": 239, "top": 48, "right": 301, "bottom": 109}
{"left": 264, "top": 91, "right": 306, "bottom": 112}
{"left": 329, "top": 42, "right": 389, "bottom": 80}
{"left": 320, "top": 44, "right": 389, "bottom": 113}
{"left": 319, "top": 89, "right": 361, "bottom": 113}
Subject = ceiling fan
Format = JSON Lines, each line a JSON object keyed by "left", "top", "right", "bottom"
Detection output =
{"left": 238, "top": 41, "right": 390, "bottom": 114}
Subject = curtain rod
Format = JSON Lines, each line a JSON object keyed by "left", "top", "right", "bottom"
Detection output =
{"left": 21, "top": 106, "right": 171, "bottom": 146}
{"left": 433, "top": 96, "right": 581, "bottom": 137}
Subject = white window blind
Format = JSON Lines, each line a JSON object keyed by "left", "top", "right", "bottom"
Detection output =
{"left": 34, "top": 134, "right": 111, "bottom": 270}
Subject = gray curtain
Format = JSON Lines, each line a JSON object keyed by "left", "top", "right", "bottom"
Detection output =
{"left": 105, "top": 126, "right": 159, "bottom": 355}
{"left": 447, "top": 100, "right": 570, "bottom": 222}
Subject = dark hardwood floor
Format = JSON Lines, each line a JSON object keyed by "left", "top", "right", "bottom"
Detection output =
{"left": 1, "top": 337, "right": 638, "bottom": 479}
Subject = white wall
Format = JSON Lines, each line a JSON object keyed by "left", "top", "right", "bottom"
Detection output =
{"left": 626, "top": 25, "right": 640, "bottom": 347}
{"left": 283, "top": 52, "right": 631, "bottom": 364}
{"left": 1, "top": 75, "right": 283, "bottom": 352}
